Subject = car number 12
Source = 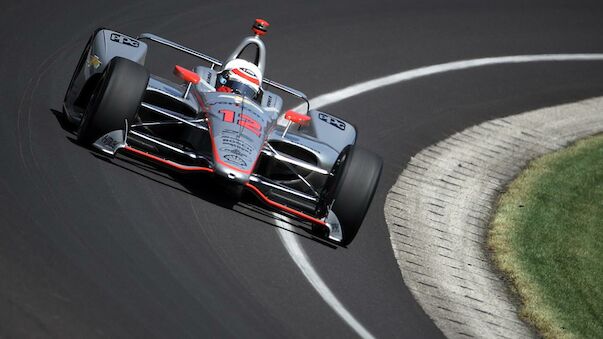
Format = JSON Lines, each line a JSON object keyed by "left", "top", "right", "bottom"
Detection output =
{"left": 220, "top": 110, "right": 262, "bottom": 136}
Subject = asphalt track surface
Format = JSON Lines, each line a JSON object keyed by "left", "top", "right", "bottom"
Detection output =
{"left": 1, "top": 1, "right": 603, "bottom": 338}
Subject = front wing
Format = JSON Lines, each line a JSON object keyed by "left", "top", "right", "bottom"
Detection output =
{"left": 92, "top": 128, "right": 344, "bottom": 243}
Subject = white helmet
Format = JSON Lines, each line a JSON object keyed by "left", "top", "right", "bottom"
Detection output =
{"left": 217, "top": 59, "right": 262, "bottom": 99}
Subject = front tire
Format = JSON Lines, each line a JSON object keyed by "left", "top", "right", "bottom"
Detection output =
{"left": 77, "top": 57, "right": 149, "bottom": 145}
{"left": 330, "top": 146, "right": 382, "bottom": 245}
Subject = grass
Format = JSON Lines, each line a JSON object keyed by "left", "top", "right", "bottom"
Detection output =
{"left": 488, "top": 134, "right": 603, "bottom": 339}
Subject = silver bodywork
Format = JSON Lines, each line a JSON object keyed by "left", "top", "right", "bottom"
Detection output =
{"left": 64, "top": 28, "right": 357, "bottom": 243}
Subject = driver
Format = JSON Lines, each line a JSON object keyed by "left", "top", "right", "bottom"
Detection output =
{"left": 216, "top": 59, "right": 262, "bottom": 100}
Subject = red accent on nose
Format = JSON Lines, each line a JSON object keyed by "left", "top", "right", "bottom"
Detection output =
{"left": 285, "top": 111, "right": 311, "bottom": 125}
{"left": 173, "top": 65, "right": 200, "bottom": 84}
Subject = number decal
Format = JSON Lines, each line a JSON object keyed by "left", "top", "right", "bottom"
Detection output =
{"left": 219, "top": 110, "right": 262, "bottom": 137}
{"left": 221, "top": 109, "right": 235, "bottom": 123}
{"left": 238, "top": 114, "right": 261, "bottom": 136}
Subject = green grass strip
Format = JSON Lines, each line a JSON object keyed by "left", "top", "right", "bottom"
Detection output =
{"left": 489, "top": 134, "right": 603, "bottom": 339}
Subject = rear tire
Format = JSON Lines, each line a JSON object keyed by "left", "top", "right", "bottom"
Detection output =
{"left": 77, "top": 57, "right": 149, "bottom": 145}
{"left": 331, "top": 146, "right": 382, "bottom": 245}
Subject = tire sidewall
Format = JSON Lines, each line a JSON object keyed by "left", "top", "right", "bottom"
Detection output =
{"left": 331, "top": 146, "right": 382, "bottom": 245}
{"left": 77, "top": 57, "right": 149, "bottom": 145}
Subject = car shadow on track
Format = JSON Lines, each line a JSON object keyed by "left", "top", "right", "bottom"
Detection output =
{"left": 51, "top": 108, "right": 338, "bottom": 249}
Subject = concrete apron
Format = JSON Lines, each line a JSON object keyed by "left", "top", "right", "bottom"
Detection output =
{"left": 385, "top": 97, "right": 603, "bottom": 338}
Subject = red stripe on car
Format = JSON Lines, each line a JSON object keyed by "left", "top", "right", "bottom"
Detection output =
{"left": 245, "top": 183, "right": 327, "bottom": 226}
{"left": 232, "top": 68, "right": 260, "bottom": 85}
{"left": 124, "top": 146, "right": 214, "bottom": 172}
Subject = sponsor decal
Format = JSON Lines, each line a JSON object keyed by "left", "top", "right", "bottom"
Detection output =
{"left": 109, "top": 33, "right": 140, "bottom": 48}
{"left": 100, "top": 135, "right": 120, "bottom": 149}
{"left": 223, "top": 154, "right": 247, "bottom": 167}
{"left": 240, "top": 68, "right": 256, "bottom": 77}
{"left": 219, "top": 136, "right": 254, "bottom": 154}
{"left": 331, "top": 221, "right": 340, "bottom": 233}
{"left": 219, "top": 147, "right": 247, "bottom": 156}
{"left": 87, "top": 54, "right": 101, "bottom": 69}
{"left": 318, "top": 112, "right": 346, "bottom": 131}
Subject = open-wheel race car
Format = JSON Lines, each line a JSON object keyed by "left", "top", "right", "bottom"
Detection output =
{"left": 63, "top": 19, "right": 382, "bottom": 246}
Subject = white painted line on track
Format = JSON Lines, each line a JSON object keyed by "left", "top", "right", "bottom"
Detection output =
{"left": 277, "top": 53, "right": 603, "bottom": 338}
{"left": 275, "top": 219, "right": 375, "bottom": 339}
{"left": 294, "top": 53, "right": 603, "bottom": 112}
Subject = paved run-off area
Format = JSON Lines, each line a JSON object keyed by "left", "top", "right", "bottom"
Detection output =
{"left": 384, "top": 97, "right": 603, "bottom": 338}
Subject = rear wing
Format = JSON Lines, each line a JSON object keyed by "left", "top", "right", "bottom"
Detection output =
{"left": 137, "top": 33, "right": 310, "bottom": 112}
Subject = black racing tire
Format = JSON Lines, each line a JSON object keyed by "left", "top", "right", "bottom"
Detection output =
{"left": 77, "top": 57, "right": 149, "bottom": 145}
{"left": 331, "top": 146, "right": 382, "bottom": 246}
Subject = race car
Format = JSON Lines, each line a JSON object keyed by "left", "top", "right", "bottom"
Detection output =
{"left": 63, "top": 19, "right": 382, "bottom": 246}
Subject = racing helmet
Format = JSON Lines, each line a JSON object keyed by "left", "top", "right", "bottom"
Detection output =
{"left": 217, "top": 59, "right": 262, "bottom": 99}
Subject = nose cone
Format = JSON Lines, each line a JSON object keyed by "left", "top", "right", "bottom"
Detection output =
{"left": 213, "top": 163, "right": 251, "bottom": 184}
{"left": 202, "top": 92, "right": 269, "bottom": 184}
{"left": 208, "top": 112, "right": 262, "bottom": 184}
